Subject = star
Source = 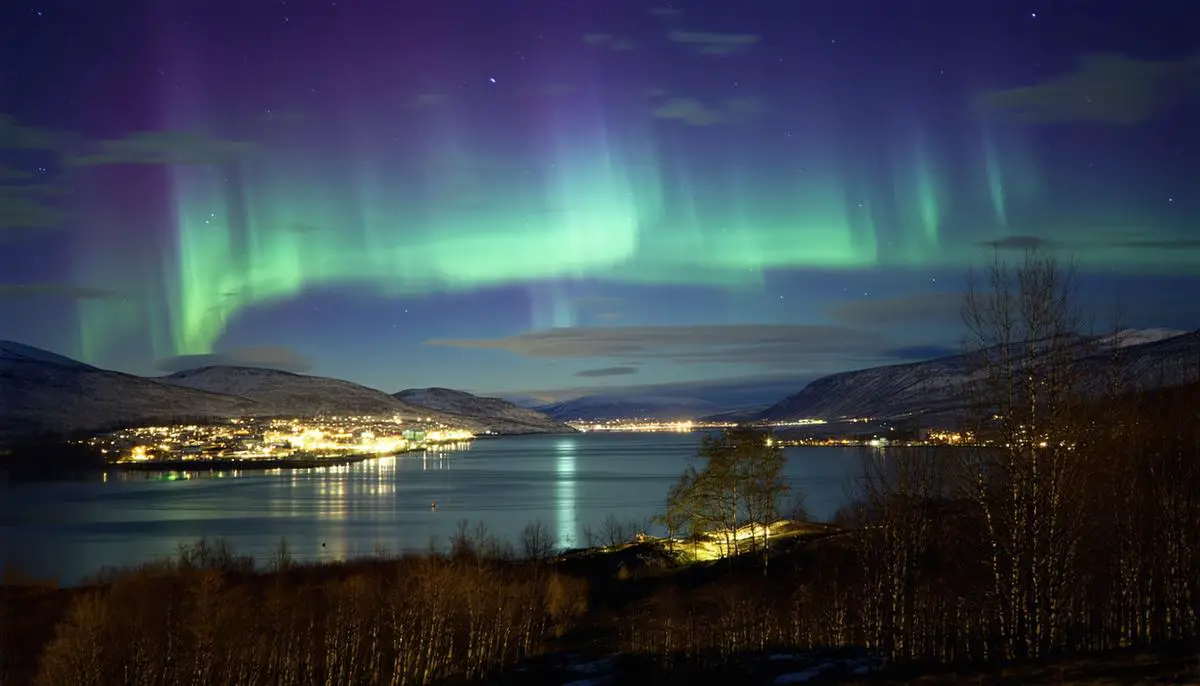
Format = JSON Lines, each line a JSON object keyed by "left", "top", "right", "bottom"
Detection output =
{"left": 488, "top": 77, "right": 496, "bottom": 83}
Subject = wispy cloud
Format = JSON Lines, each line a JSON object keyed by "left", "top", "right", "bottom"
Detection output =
{"left": 882, "top": 345, "right": 961, "bottom": 360}
{"left": 0, "top": 283, "right": 122, "bottom": 300}
{"left": 499, "top": 372, "right": 819, "bottom": 407}
{"left": 667, "top": 29, "right": 761, "bottom": 56}
{"left": 575, "top": 366, "right": 639, "bottom": 378}
{"left": 156, "top": 346, "right": 312, "bottom": 374}
{"left": 66, "top": 130, "right": 256, "bottom": 166}
{"left": 827, "top": 293, "right": 964, "bottom": 328}
{"left": 0, "top": 184, "right": 70, "bottom": 233}
{"left": 0, "top": 115, "right": 69, "bottom": 150}
{"left": 581, "top": 33, "right": 636, "bottom": 52}
{"left": 0, "top": 116, "right": 73, "bottom": 233}
{"left": 976, "top": 52, "right": 1200, "bottom": 125}
{"left": 427, "top": 324, "right": 886, "bottom": 367}
{"left": 979, "top": 235, "right": 1060, "bottom": 250}
{"left": 1108, "top": 238, "right": 1200, "bottom": 250}
{"left": 650, "top": 96, "right": 766, "bottom": 126}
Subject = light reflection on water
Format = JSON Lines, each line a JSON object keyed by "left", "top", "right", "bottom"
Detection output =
{"left": 0, "top": 434, "right": 862, "bottom": 584}
{"left": 555, "top": 438, "right": 578, "bottom": 548}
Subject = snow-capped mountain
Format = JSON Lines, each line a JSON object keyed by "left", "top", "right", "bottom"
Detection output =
{"left": 394, "top": 388, "right": 575, "bottom": 434}
{"left": 519, "top": 375, "right": 816, "bottom": 422}
{"left": 160, "top": 366, "right": 446, "bottom": 421}
{"left": 757, "top": 330, "right": 1200, "bottom": 426}
{"left": 1, "top": 342, "right": 260, "bottom": 440}
{"left": 0, "top": 342, "right": 575, "bottom": 443}
{"left": 537, "top": 393, "right": 726, "bottom": 422}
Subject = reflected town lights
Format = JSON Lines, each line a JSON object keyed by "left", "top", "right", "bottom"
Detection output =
{"left": 555, "top": 439, "right": 578, "bottom": 549}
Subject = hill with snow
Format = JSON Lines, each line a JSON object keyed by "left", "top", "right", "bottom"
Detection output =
{"left": 536, "top": 393, "right": 725, "bottom": 422}
{"left": 1, "top": 342, "right": 259, "bottom": 440}
{"left": 0, "top": 342, "right": 580, "bottom": 443}
{"left": 757, "top": 330, "right": 1200, "bottom": 426}
{"left": 159, "top": 366, "right": 448, "bottom": 421}
{"left": 395, "top": 388, "right": 575, "bottom": 434}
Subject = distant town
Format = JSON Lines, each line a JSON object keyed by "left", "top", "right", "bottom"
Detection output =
{"left": 84, "top": 416, "right": 475, "bottom": 465}
{"left": 71, "top": 416, "right": 976, "bottom": 467}
{"left": 567, "top": 418, "right": 969, "bottom": 446}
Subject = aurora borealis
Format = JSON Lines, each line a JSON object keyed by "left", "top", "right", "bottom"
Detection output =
{"left": 1, "top": 2, "right": 1197, "bottom": 397}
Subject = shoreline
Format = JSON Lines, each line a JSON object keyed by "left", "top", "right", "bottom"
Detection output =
{"left": 107, "top": 448, "right": 423, "bottom": 473}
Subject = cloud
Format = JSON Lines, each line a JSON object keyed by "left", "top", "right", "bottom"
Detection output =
{"left": 571, "top": 296, "right": 623, "bottom": 309}
{"left": 827, "top": 292, "right": 964, "bottom": 328}
{"left": 978, "top": 234, "right": 1200, "bottom": 254}
{"left": 0, "top": 116, "right": 73, "bottom": 233}
{"left": 500, "top": 372, "right": 820, "bottom": 408}
{"left": 575, "top": 366, "right": 639, "bottom": 378}
{"left": 0, "top": 283, "right": 122, "bottom": 300}
{"left": 882, "top": 345, "right": 961, "bottom": 360}
{"left": 0, "top": 185, "right": 70, "bottom": 233}
{"left": 0, "top": 115, "right": 68, "bottom": 150}
{"left": 570, "top": 296, "right": 625, "bottom": 322}
{"left": 66, "top": 130, "right": 256, "bottom": 166}
{"left": 406, "top": 93, "right": 450, "bottom": 109}
{"left": 976, "top": 53, "right": 1200, "bottom": 125}
{"left": 667, "top": 30, "right": 761, "bottom": 56}
{"left": 426, "top": 324, "right": 886, "bottom": 367}
{"left": 581, "top": 33, "right": 635, "bottom": 52}
{"left": 979, "top": 235, "right": 1060, "bottom": 250}
{"left": 1108, "top": 238, "right": 1200, "bottom": 250}
{"left": 650, "top": 96, "right": 766, "bottom": 126}
{"left": 156, "top": 346, "right": 312, "bottom": 373}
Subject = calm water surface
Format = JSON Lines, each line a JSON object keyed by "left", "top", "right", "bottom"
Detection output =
{"left": 1, "top": 432, "right": 862, "bottom": 584}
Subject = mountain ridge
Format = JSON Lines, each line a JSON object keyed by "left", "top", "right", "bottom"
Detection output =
{"left": 756, "top": 329, "right": 1200, "bottom": 426}
{"left": 0, "top": 342, "right": 574, "bottom": 442}
{"left": 394, "top": 387, "right": 574, "bottom": 434}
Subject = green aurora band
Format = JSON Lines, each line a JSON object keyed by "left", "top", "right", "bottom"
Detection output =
{"left": 71, "top": 121, "right": 1194, "bottom": 363}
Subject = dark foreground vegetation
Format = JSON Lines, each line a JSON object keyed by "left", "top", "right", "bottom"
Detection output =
{"left": 3, "top": 252, "right": 1200, "bottom": 684}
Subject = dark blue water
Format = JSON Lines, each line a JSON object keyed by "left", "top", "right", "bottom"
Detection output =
{"left": 0, "top": 432, "right": 862, "bottom": 584}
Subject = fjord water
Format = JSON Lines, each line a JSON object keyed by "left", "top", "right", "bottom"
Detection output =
{"left": 1, "top": 432, "right": 861, "bottom": 585}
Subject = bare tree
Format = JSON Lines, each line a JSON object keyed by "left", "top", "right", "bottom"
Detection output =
{"left": 959, "top": 248, "right": 1092, "bottom": 659}
{"left": 852, "top": 445, "right": 945, "bottom": 661}
{"left": 518, "top": 520, "right": 556, "bottom": 562}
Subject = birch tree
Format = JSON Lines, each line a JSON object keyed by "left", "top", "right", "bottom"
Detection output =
{"left": 959, "top": 248, "right": 1091, "bottom": 659}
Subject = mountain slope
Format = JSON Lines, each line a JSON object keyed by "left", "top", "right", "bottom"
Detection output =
{"left": 160, "top": 366, "right": 448, "bottom": 421}
{"left": 1, "top": 342, "right": 260, "bottom": 440}
{"left": 537, "top": 393, "right": 725, "bottom": 422}
{"left": 757, "top": 330, "right": 1200, "bottom": 425}
{"left": 0, "top": 342, "right": 577, "bottom": 442}
{"left": 395, "top": 388, "right": 576, "bottom": 434}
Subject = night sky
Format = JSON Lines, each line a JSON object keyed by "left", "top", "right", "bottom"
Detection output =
{"left": 1, "top": 2, "right": 1197, "bottom": 400}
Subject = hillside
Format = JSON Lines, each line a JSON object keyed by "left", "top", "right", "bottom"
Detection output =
{"left": 537, "top": 393, "right": 725, "bottom": 422}
{"left": 757, "top": 330, "right": 1200, "bottom": 425}
{"left": 0, "top": 342, "right": 577, "bottom": 443}
{"left": 0, "top": 342, "right": 260, "bottom": 440}
{"left": 159, "top": 366, "right": 452, "bottom": 422}
{"left": 395, "top": 387, "right": 575, "bottom": 434}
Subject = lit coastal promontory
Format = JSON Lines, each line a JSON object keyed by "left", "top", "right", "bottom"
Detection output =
{"left": 86, "top": 415, "right": 475, "bottom": 466}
